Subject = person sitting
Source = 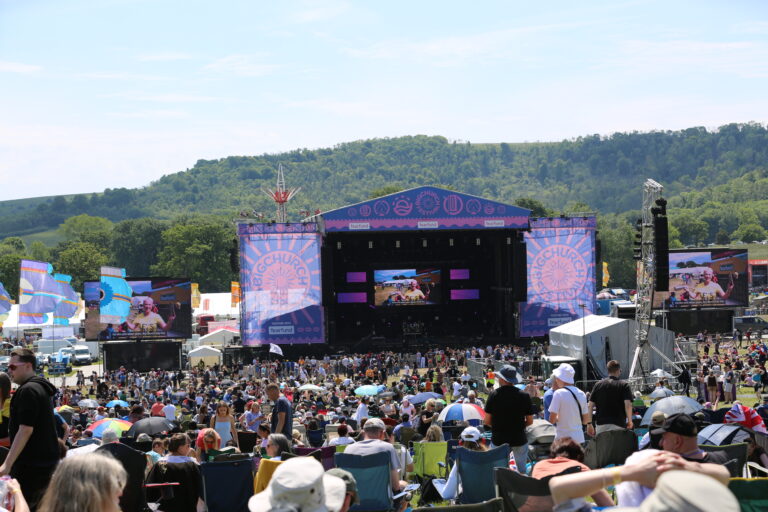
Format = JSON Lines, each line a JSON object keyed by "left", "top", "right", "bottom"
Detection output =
{"left": 292, "top": 429, "right": 307, "bottom": 447}
{"left": 343, "top": 418, "right": 407, "bottom": 492}
{"left": 421, "top": 425, "right": 443, "bottom": 443}
{"left": 654, "top": 413, "right": 730, "bottom": 465}
{"left": 266, "top": 433, "right": 292, "bottom": 461}
{"left": 147, "top": 437, "right": 167, "bottom": 465}
{"left": 37, "top": 452, "right": 121, "bottom": 512}
{"left": 148, "top": 433, "right": 203, "bottom": 512}
{"left": 531, "top": 437, "right": 613, "bottom": 507}
{"left": 195, "top": 428, "right": 221, "bottom": 462}
{"left": 431, "top": 426, "right": 486, "bottom": 500}
{"left": 549, "top": 454, "right": 737, "bottom": 512}
{"left": 327, "top": 424, "right": 356, "bottom": 447}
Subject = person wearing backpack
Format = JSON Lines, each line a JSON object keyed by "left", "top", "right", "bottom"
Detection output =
{"left": 548, "top": 363, "right": 590, "bottom": 443}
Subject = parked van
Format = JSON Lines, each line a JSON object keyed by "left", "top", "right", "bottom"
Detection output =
{"left": 71, "top": 344, "right": 92, "bottom": 365}
{"left": 733, "top": 316, "right": 768, "bottom": 335}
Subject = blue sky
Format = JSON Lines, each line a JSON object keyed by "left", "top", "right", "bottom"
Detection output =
{"left": 1, "top": 0, "right": 767, "bottom": 200}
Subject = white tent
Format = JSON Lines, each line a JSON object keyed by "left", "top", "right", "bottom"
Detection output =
{"left": 199, "top": 327, "right": 238, "bottom": 346}
{"left": 188, "top": 345, "right": 222, "bottom": 367}
{"left": 549, "top": 315, "right": 676, "bottom": 380}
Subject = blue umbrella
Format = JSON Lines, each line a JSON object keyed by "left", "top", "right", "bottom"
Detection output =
{"left": 409, "top": 392, "right": 443, "bottom": 405}
{"left": 354, "top": 385, "right": 380, "bottom": 396}
{"left": 106, "top": 399, "right": 130, "bottom": 408}
{"left": 697, "top": 423, "right": 751, "bottom": 446}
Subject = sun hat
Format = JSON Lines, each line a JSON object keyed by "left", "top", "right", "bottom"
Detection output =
{"left": 553, "top": 363, "right": 575, "bottom": 385}
{"left": 248, "top": 457, "right": 346, "bottom": 512}
{"left": 325, "top": 468, "right": 359, "bottom": 505}
{"left": 460, "top": 426, "right": 482, "bottom": 442}
{"left": 494, "top": 365, "right": 519, "bottom": 384}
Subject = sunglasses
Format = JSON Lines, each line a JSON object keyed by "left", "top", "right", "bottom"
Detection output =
{"left": 8, "top": 362, "right": 29, "bottom": 371}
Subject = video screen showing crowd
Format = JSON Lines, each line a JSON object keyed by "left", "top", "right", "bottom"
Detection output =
{"left": 84, "top": 275, "right": 192, "bottom": 341}
{"left": 373, "top": 268, "right": 441, "bottom": 306}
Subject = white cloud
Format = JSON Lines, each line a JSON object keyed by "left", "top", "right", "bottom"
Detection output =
{"left": 292, "top": 1, "right": 351, "bottom": 23}
{"left": 107, "top": 109, "right": 188, "bottom": 119}
{"left": 100, "top": 93, "right": 225, "bottom": 103}
{"left": 78, "top": 71, "right": 170, "bottom": 81}
{"left": 0, "top": 60, "right": 41, "bottom": 73}
{"left": 136, "top": 52, "right": 193, "bottom": 62}
{"left": 202, "top": 55, "right": 278, "bottom": 77}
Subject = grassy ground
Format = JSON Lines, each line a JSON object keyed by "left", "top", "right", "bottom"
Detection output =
{"left": 20, "top": 228, "right": 65, "bottom": 247}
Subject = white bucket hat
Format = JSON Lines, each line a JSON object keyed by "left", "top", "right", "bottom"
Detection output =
{"left": 553, "top": 363, "right": 575, "bottom": 385}
{"left": 248, "top": 457, "right": 346, "bottom": 512}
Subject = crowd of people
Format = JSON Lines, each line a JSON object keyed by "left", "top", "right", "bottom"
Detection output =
{"left": 0, "top": 337, "right": 756, "bottom": 512}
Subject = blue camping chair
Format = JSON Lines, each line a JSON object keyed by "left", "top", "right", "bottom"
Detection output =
{"left": 200, "top": 458, "right": 255, "bottom": 512}
{"left": 455, "top": 444, "right": 510, "bottom": 504}
{"left": 335, "top": 451, "right": 396, "bottom": 511}
{"left": 307, "top": 429, "right": 325, "bottom": 448}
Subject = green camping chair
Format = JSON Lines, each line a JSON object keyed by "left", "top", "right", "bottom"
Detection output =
{"left": 700, "top": 443, "right": 748, "bottom": 478}
{"left": 728, "top": 478, "right": 768, "bottom": 512}
{"left": 412, "top": 441, "right": 448, "bottom": 479}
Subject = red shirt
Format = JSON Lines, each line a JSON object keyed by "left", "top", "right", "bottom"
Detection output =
{"left": 150, "top": 402, "right": 165, "bottom": 417}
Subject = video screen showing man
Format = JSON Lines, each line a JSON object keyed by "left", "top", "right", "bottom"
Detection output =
{"left": 373, "top": 269, "right": 441, "bottom": 306}
{"left": 664, "top": 250, "right": 747, "bottom": 308}
{"left": 126, "top": 296, "right": 176, "bottom": 333}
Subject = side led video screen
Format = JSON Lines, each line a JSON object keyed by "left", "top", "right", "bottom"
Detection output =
{"left": 659, "top": 248, "right": 748, "bottom": 309}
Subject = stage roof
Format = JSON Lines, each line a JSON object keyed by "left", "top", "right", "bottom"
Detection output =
{"left": 320, "top": 186, "right": 530, "bottom": 232}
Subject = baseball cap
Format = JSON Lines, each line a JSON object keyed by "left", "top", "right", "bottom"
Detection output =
{"left": 325, "top": 468, "right": 359, "bottom": 505}
{"left": 248, "top": 457, "right": 346, "bottom": 512}
{"left": 363, "top": 417, "right": 386, "bottom": 431}
{"left": 553, "top": 363, "right": 575, "bottom": 385}
{"left": 495, "top": 365, "right": 519, "bottom": 384}
{"left": 650, "top": 413, "right": 697, "bottom": 437}
{"left": 650, "top": 411, "right": 666, "bottom": 427}
{"left": 460, "top": 426, "right": 482, "bottom": 442}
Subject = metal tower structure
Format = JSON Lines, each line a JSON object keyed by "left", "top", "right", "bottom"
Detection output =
{"left": 262, "top": 164, "right": 300, "bottom": 223}
{"left": 628, "top": 179, "right": 680, "bottom": 389}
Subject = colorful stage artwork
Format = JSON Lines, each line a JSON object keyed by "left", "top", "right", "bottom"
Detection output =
{"left": 53, "top": 274, "right": 79, "bottom": 325}
{"left": 519, "top": 217, "right": 597, "bottom": 338}
{"left": 18, "top": 259, "right": 63, "bottom": 324}
{"left": 238, "top": 225, "right": 324, "bottom": 345}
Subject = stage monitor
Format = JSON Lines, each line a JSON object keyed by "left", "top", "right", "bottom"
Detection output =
{"left": 337, "top": 292, "right": 368, "bottom": 304}
{"left": 84, "top": 277, "right": 193, "bottom": 341}
{"left": 449, "top": 268, "right": 470, "bottom": 280}
{"left": 659, "top": 248, "right": 748, "bottom": 309}
{"left": 346, "top": 271, "right": 367, "bottom": 283}
{"left": 451, "top": 289, "right": 479, "bottom": 300}
{"left": 373, "top": 268, "right": 441, "bottom": 306}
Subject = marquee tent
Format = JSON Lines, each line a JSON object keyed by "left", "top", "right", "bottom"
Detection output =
{"left": 199, "top": 327, "right": 239, "bottom": 347}
{"left": 188, "top": 345, "right": 222, "bottom": 367}
{"left": 549, "top": 315, "right": 676, "bottom": 381}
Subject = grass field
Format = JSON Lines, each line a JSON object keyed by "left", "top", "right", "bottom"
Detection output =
{"left": 20, "top": 228, "right": 65, "bottom": 247}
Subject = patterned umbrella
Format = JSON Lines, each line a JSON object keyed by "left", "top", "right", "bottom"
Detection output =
{"left": 437, "top": 402, "right": 486, "bottom": 423}
{"left": 86, "top": 418, "right": 132, "bottom": 438}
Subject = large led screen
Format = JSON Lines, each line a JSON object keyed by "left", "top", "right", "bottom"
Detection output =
{"left": 373, "top": 269, "right": 441, "bottom": 306}
{"left": 657, "top": 248, "right": 748, "bottom": 309}
{"left": 84, "top": 278, "right": 192, "bottom": 340}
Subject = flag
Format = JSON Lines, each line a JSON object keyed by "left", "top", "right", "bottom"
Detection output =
{"left": 191, "top": 283, "right": 201, "bottom": 308}
{"left": 725, "top": 403, "right": 767, "bottom": 433}
{"left": 53, "top": 274, "right": 79, "bottom": 325}
{"left": 269, "top": 343, "right": 283, "bottom": 356}
{"left": 602, "top": 262, "right": 610, "bottom": 287}
{"left": 19, "top": 259, "right": 63, "bottom": 324}
{"left": 0, "top": 282, "right": 10, "bottom": 315}
{"left": 231, "top": 282, "right": 241, "bottom": 307}
{"left": 100, "top": 266, "right": 133, "bottom": 325}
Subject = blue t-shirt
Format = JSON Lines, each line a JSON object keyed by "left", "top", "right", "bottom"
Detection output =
{"left": 543, "top": 388, "right": 554, "bottom": 421}
{"left": 271, "top": 396, "right": 293, "bottom": 438}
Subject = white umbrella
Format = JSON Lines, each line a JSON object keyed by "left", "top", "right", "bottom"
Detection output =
{"left": 298, "top": 384, "right": 324, "bottom": 392}
{"left": 650, "top": 369, "right": 674, "bottom": 379}
{"left": 649, "top": 387, "right": 675, "bottom": 399}
{"left": 640, "top": 396, "right": 702, "bottom": 426}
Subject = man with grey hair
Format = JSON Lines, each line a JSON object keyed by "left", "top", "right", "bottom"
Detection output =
{"left": 343, "top": 418, "right": 406, "bottom": 492}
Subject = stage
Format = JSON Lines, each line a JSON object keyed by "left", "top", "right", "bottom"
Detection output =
{"left": 237, "top": 186, "right": 597, "bottom": 350}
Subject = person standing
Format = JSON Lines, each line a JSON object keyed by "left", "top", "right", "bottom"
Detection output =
{"left": 586, "top": 360, "right": 633, "bottom": 437}
{"left": 678, "top": 366, "right": 692, "bottom": 397}
{"left": 548, "top": 363, "right": 590, "bottom": 444}
{"left": 267, "top": 383, "right": 293, "bottom": 439}
{"left": 483, "top": 365, "right": 533, "bottom": 471}
{"left": 0, "top": 348, "right": 59, "bottom": 511}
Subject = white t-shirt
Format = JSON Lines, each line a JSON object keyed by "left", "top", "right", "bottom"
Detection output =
{"left": 548, "top": 386, "right": 588, "bottom": 443}
{"left": 163, "top": 404, "right": 177, "bottom": 421}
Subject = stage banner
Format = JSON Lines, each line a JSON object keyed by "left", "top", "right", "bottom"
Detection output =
{"left": 100, "top": 266, "right": 133, "bottom": 325}
{"left": 0, "top": 282, "right": 10, "bottom": 315}
{"left": 18, "top": 259, "right": 63, "bottom": 324}
{"left": 239, "top": 228, "right": 324, "bottom": 345}
{"left": 519, "top": 217, "right": 597, "bottom": 338}
{"left": 191, "top": 283, "right": 201, "bottom": 308}
{"left": 231, "top": 281, "right": 241, "bottom": 307}
{"left": 52, "top": 274, "right": 78, "bottom": 325}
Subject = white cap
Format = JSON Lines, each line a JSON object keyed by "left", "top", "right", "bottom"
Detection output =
{"left": 248, "top": 457, "right": 346, "bottom": 512}
{"left": 460, "top": 426, "right": 482, "bottom": 442}
{"left": 553, "top": 363, "right": 575, "bottom": 385}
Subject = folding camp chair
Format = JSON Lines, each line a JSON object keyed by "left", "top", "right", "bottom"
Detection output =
{"left": 307, "top": 428, "right": 325, "bottom": 448}
{"left": 335, "top": 451, "right": 406, "bottom": 511}
{"left": 237, "top": 430, "right": 259, "bottom": 454}
{"left": 728, "top": 477, "right": 768, "bottom": 512}
{"left": 336, "top": 444, "right": 349, "bottom": 453}
{"left": 253, "top": 458, "right": 283, "bottom": 493}
{"left": 583, "top": 428, "right": 637, "bottom": 470}
{"left": 700, "top": 443, "right": 749, "bottom": 478}
{"left": 455, "top": 444, "right": 510, "bottom": 504}
{"left": 412, "top": 497, "right": 504, "bottom": 512}
{"left": 200, "top": 459, "right": 254, "bottom": 512}
{"left": 494, "top": 466, "right": 582, "bottom": 512}
{"left": 412, "top": 441, "right": 448, "bottom": 480}
{"left": 399, "top": 427, "right": 418, "bottom": 447}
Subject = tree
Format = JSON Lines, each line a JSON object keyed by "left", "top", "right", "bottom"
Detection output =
{"left": 513, "top": 197, "right": 553, "bottom": 217}
{"left": 54, "top": 241, "right": 109, "bottom": 291}
{"left": 0, "top": 253, "right": 24, "bottom": 300}
{"left": 731, "top": 223, "right": 767, "bottom": 243}
{"left": 152, "top": 218, "right": 235, "bottom": 291}
{"left": 715, "top": 229, "right": 730, "bottom": 245}
{"left": 58, "top": 214, "right": 114, "bottom": 251}
{"left": 0, "top": 237, "right": 26, "bottom": 254}
{"left": 111, "top": 218, "right": 167, "bottom": 276}
{"left": 28, "top": 241, "right": 51, "bottom": 262}
{"left": 670, "top": 213, "right": 708, "bottom": 246}
{"left": 598, "top": 224, "right": 636, "bottom": 287}
{"left": 367, "top": 185, "right": 404, "bottom": 199}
